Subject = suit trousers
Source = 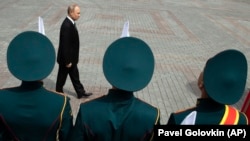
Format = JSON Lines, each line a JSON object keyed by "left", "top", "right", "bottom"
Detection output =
{"left": 56, "top": 64, "right": 85, "bottom": 97}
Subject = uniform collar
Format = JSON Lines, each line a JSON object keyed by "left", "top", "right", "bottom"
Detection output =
{"left": 20, "top": 81, "right": 43, "bottom": 89}
{"left": 196, "top": 98, "right": 224, "bottom": 112}
{"left": 107, "top": 89, "right": 134, "bottom": 101}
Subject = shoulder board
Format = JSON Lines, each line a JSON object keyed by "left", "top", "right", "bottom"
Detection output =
{"left": 220, "top": 105, "right": 239, "bottom": 125}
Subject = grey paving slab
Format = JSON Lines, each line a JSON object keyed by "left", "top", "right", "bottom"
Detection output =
{"left": 0, "top": 0, "right": 249, "bottom": 124}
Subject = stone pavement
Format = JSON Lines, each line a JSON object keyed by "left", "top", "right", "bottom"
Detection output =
{"left": 0, "top": 0, "right": 249, "bottom": 124}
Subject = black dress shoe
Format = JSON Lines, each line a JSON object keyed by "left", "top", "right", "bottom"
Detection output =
{"left": 83, "top": 92, "right": 93, "bottom": 96}
{"left": 78, "top": 92, "right": 93, "bottom": 99}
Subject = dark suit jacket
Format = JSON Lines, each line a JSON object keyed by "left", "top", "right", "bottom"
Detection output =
{"left": 57, "top": 17, "right": 80, "bottom": 65}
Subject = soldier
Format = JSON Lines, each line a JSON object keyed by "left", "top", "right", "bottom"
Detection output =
{"left": 167, "top": 49, "right": 248, "bottom": 125}
{"left": 69, "top": 37, "right": 160, "bottom": 141}
{"left": 0, "top": 31, "right": 73, "bottom": 140}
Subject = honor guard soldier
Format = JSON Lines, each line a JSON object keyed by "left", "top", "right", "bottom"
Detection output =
{"left": 69, "top": 37, "right": 160, "bottom": 141}
{"left": 0, "top": 31, "right": 73, "bottom": 140}
{"left": 167, "top": 49, "right": 249, "bottom": 125}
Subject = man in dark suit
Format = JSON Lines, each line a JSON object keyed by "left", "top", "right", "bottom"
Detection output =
{"left": 56, "top": 4, "right": 92, "bottom": 98}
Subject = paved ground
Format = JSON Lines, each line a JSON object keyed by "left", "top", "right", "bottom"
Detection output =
{"left": 0, "top": 0, "right": 249, "bottom": 124}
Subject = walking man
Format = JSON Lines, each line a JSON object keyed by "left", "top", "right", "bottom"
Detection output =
{"left": 56, "top": 4, "right": 92, "bottom": 98}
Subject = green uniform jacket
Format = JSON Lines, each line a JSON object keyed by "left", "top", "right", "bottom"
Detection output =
{"left": 69, "top": 89, "right": 160, "bottom": 141}
{"left": 0, "top": 81, "right": 73, "bottom": 141}
{"left": 167, "top": 98, "right": 248, "bottom": 125}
